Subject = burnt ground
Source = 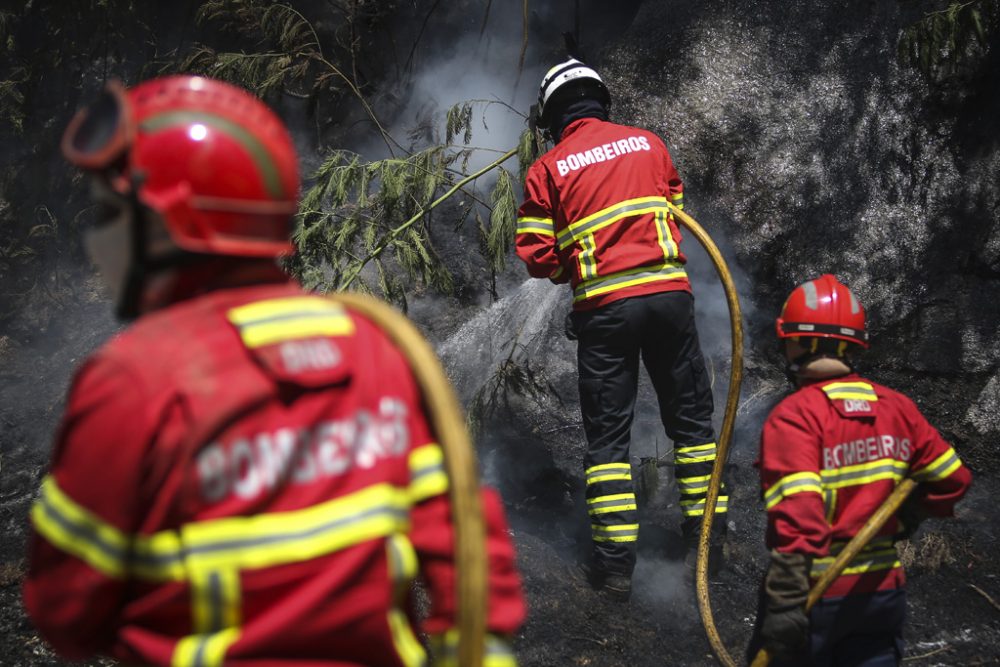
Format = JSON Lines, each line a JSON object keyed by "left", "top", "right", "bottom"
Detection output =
{"left": 3, "top": 290, "right": 999, "bottom": 667}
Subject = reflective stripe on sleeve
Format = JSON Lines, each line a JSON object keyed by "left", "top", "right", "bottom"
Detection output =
{"left": 409, "top": 443, "right": 449, "bottom": 503}
{"left": 516, "top": 217, "right": 554, "bottom": 237}
{"left": 31, "top": 475, "right": 130, "bottom": 579}
{"left": 764, "top": 472, "right": 823, "bottom": 510}
{"left": 910, "top": 447, "right": 963, "bottom": 483}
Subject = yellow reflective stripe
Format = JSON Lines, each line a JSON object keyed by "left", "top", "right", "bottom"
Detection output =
{"left": 586, "top": 463, "right": 631, "bottom": 475}
{"left": 812, "top": 545, "right": 900, "bottom": 577}
{"left": 573, "top": 261, "right": 687, "bottom": 302}
{"left": 676, "top": 443, "right": 716, "bottom": 455}
{"left": 386, "top": 535, "right": 425, "bottom": 667}
{"left": 824, "top": 486, "right": 837, "bottom": 523}
{"left": 911, "top": 447, "right": 963, "bottom": 483}
{"left": 31, "top": 475, "right": 130, "bottom": 579}
{"left": 227, "top": 297, "right": 355, "bottom": 348}
{"left": 586, "top": 492, "right": 635, "bottom": 505}
{"left": 191, "top": 568, "right": 241, "bottom": 634}
{"left": 429, "top": 631, "right": 518, "bottom": 667}
{"left": 821, "top": 381, "right": 878, "bottom": 402}
{"left": 577, "top": 233, "right": 598, "bottom": 280}
{"left": 680, "top": 496, "right": 729, "bottom": 517}
{"left": 587, "top": 472, "right": 631, "bottom": 484}
{"left": 670, "top": 192, "right": 684, "bottom": 210}
{"left": 764, "top": 472, "right": 823, "bottom": 510}
{"left": 557, "top": 196, "right": 669, "bottom": 249}
{"left": 592, "top": 523, "right": 639, "bottom": 542}
{"left": 409, "top": 443, "right": 449, "bottom": 503}
{"left": 181, "top": 483, "right": 410, "bottom": 571}
{"left": 586, "top": 463, "right": 632, "bottom": 485}
{"left": 515, "top": 216, "right": 554, "bottom": 236}
{"left": 820, "top": 459, "right": 908, "bottom": 489}
{"left": 171, "top": 627, "right": 240, "bottom": 667}
{"left": 653, "top": 208, "right": 679, "bottom": 259}
{"left": 587, "top": 493, "right": 638, "bottom": 516}
{"left": 676, "top": 455, "right": 715, "bottom": 465}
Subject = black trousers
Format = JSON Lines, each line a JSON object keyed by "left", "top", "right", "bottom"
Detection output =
{"left": 572, "top": 290, "right": 721, "bottom": 576}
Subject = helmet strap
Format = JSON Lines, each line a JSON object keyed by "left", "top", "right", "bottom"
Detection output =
{"left": 784, "top": 338, "right": 855, "bottom": 385}
{"left": 116, "top": 174, "right": 150, "bottom": 320}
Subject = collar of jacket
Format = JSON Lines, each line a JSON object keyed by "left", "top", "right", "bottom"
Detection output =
{"left": 558, "top": 117, "right": 605, "bottom": 142}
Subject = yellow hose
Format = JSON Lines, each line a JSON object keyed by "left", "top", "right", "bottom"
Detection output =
{"left": 749, "top": 478, "right": 917, "bottom": 667}
{"left": 666, "top": 202, "right": 743, "bottom": 667}
{"left": 329, "top": 292, "right": 487, "bottom": 667}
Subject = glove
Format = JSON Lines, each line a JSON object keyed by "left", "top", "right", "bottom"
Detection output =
{"left": 761, "top": 550, "right": 811, "bottom": 657}
{"left": 564, "top": 311, "right": 578, "bottom": 341}
{"left": 896, "top": 491, "right": 928, "bottom": 540}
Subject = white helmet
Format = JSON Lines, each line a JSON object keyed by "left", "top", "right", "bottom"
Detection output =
{"left": 536, "top": 58, "right": 610, "bottom": 129}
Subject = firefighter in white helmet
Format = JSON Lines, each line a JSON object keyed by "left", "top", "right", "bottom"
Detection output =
{"left": 516, "top": 58, "right": 728, "bottom": 600}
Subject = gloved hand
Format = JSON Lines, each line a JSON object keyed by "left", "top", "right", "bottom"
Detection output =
{"left": 896, "top": 491, "right": 928, "bottom": 540}
{"left": 761, "top": 550, "right": 811, "bottom": 657}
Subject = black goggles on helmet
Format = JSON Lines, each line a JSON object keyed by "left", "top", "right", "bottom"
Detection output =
{"left": 61, "top": 80, "right": 134, "bottom": 171}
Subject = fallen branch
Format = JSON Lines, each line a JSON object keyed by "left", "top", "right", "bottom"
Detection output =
{"left": 969, "top": 583, "right": 1000, "bottom": 612}
{"left": 338, "top": 147, "right": 518, "bottom": 289}
{"left": 903, "top": 645, "right": 950, "bottom": 661}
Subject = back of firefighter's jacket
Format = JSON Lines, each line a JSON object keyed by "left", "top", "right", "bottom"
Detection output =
{"left": 516, "top": 117, "right": 691, "bottom": 310}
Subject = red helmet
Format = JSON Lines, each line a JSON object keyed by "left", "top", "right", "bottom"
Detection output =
{"left": 775, "top": 274, "right": 869, "bottom": 349}
{"left": 62, "top": 75, "right": 299, "bottom": 257}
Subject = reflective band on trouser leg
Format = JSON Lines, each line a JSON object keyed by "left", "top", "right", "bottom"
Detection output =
{"left": 674, "top": 443, "right": 728, "bottom": 519}
{"left": 586, "top": 463, "right": 639, "bottom": 553}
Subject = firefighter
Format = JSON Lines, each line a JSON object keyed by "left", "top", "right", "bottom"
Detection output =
{"left": 748, "top": 274, "right": 972, "bottom": 665}
{"left": 23, "top": 75, "right": 525, "bottom": 667}
{"left": 515, "top": 58, "right": 727, "bottom": 599}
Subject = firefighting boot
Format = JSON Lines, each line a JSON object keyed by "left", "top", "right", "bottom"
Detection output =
{"left": 682, "top": 517, "right": 727, "bottom": 576}
{"left": 577, "top": 562, "right": 632, "bottom": 601}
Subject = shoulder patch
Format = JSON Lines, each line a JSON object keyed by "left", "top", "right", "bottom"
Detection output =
{"left": 820, "top": 381, "right": 878, "bottom": 418}
{"left": 227, "top": 296, "right": 354, "bottom": 386}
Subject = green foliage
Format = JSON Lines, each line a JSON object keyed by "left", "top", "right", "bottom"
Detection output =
{"left": 173, "top": 1, "right": 319, "bottom": 97}
{"left": 293, "top": 146, "right": 458, "bottom": 302}
{"left": 466, "top": 331, "right": 559, "bottom": 436}
{"left": 898, "top": 0, "right": 996, "bottom": 78}
{"left": 294, "top": 99, "right": 535, "bottom": 304}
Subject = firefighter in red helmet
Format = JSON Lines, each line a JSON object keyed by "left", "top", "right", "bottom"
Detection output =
{"left": 747, "top": 274, "right": 971, "bottom": 665}
{"left": 23, "top": 75, "right": 525, "bottom": 667}
{"left": 516, "top": 58, "right": 727, "bottom": 599}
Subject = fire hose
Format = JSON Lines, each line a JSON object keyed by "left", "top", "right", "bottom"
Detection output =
{"left": 749, "top": 478, "right": 918, "bottom": 667}
{"left": 329, "top": 292, "right": 488, "bottom": 667}
{"left": 665, "top": 202, "right": 744, "bottom": 667}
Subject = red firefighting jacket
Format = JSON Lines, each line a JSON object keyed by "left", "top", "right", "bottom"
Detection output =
{"left": 23, "top": 282, "right": 525, "bottom": 667}
{"left": 516, "top": 117, "right": 691, "bottom": 311}
{"left": 758, "top": 374, "right": 972, "bottom": 598}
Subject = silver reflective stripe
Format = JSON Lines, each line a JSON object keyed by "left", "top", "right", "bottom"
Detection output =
{"left": 557, "top": 199, "right": 668, "bottom": 249}
{"left": 803, "top": 280, "right": 819, "bottom": 309}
